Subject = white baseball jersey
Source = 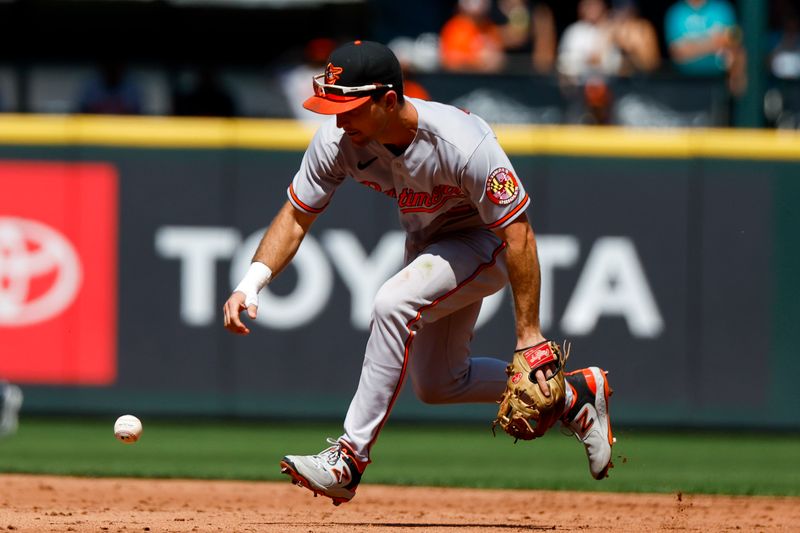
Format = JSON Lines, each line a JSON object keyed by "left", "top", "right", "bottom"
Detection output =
{"left": 284, "top": 98, "right": 543, "bottom": 462}
{"left": 287, "top": 98, "right": 531, "bottom": 248}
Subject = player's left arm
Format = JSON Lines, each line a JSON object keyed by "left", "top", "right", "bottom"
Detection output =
{"left": 459, "top": 130, "right": 555, "bottom": 393}
{"left": 492, "top": 212, "right": 545, "bottom": 349}
{"left": 492, "top": 214, "right": 554, "bottom": 395}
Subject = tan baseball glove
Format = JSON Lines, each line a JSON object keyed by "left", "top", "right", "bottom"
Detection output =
{"left": 492, "top": 340, "right": 568, "bottom": 441}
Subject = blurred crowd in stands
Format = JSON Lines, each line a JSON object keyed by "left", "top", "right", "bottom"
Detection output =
{"left": 0, "top": 0, "right": 798, "bottom": 128}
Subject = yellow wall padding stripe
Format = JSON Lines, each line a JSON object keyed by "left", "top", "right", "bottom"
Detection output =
{"left": 496, "top": 125, "right": 800, "bottom": 160}
{"left": 0, "top": 115, "right": 314, "bottom": 150}
{"left": 0, "top": 114, "right": 799, "bottom": 160}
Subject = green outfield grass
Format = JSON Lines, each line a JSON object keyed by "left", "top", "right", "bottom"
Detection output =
{"left": 1, "top": 417, "right": 798, "bottom": 496}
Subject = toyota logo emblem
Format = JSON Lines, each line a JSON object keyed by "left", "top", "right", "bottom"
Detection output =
{"left": 0, "top": 217, "right": 83, "bottom": 326}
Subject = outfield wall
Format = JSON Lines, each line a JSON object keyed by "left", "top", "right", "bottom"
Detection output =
{"left": 0, "top": 115, "right": 798, "bottom": 429}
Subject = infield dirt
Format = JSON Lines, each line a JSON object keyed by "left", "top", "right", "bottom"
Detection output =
{"left": 1, "top": 474, "right": 798, "bottom": 532}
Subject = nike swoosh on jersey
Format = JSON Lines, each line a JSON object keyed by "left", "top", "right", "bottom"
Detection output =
{"left": 357, "top": 157, "right": 378, "bottom": 170}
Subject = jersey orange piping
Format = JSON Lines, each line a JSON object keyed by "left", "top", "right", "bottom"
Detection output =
{"left": 288, "top": 183, "right": 327, "bottom": 214}
{"left": 487, "top": 193, "right": 529, "bottom": 229}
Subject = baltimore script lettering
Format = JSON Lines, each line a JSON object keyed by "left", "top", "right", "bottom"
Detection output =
{"left": 397, "top": 185, "right": 464, "bottom": 213}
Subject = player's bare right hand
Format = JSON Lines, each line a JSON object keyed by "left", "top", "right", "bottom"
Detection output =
{"left": 223, "top": 291, "right": 257, "bottom": 335}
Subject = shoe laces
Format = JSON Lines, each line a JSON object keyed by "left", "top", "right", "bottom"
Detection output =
{"left": 318, "top": 437, "right": 346, "bottom": 466}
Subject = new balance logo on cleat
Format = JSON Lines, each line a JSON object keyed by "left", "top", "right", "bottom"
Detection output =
{"left": 563, "top": 367, "right": 616, "bottom": 480}
{"left": 280, "top": 438, "right": 364, "bottom": 506}
{"left": 574, "top": 408, "right": 595, "bottom": 435}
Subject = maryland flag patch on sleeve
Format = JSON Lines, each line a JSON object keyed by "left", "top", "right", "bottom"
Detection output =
{"left": 486, "top": 167, "right": 520, "bottom": 206}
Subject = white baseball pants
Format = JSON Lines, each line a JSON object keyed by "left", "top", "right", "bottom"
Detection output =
{"left": 340, "top": 228, "right": 511, "bottom": 462}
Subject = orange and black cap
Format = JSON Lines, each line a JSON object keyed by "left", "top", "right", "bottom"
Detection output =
{"left": 303, "top": 40, "right": 404, "bottom": 115}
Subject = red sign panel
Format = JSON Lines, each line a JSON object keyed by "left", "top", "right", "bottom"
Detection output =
{"left": 0, "top": 161, "right": 118, "bottom": 385}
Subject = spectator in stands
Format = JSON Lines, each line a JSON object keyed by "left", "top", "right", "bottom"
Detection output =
{"left": 173, "top": 66, "right": 237, "bottom": 117}
{"left": 664, "top": 0, "right": 746, "bottom": 94}
{"left": 768, "top": 4, "right": 800, "bottom": 80}
{"left": 559, "top": 0, "right": 659, "bottom": 126}
{"left": 497, "top": 0, "right": 557, "bottom": 74}
{"left": 557, "top": 0, "right": 624, "bottom": 82}
{"left": 498, "top": 0, "right": 531, "bottom": 52}
{"left": 387, "top": 38, "right": 431, "bottom": 100}
{"left": 440, "top": 0, "right": 506, "bottom": 73}
{"left": 77, "top": 61, "right": 143, "bottom": 115}
{"left": 609, "top": 0, "right": 661, "bottom": 75}
{"left": 402, "top": 75, "right": 431, "bottom": 100}
{"left": 280, "top": 38, "right": 338, "bottom": 128}
{"left": 582, "top": 77, "right": 613, "bottom": 124}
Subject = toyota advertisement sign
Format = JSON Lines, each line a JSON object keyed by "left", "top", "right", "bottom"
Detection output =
{"left": 0, "top": 162, "right": 118, "bottom": 385}
{"left": 0, "top": 146, "right": 795, "bottom": 429}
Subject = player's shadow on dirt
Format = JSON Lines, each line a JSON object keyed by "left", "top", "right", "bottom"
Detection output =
{"left": 259, "top": 522, "right": 554, "bottom": 530}
{"left": 335, "top": 524, "right": 554, "bottom": 530}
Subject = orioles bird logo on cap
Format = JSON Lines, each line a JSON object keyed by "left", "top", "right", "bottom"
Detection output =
{"left": 325, "top": 63, "right": 343, "bottom": 85}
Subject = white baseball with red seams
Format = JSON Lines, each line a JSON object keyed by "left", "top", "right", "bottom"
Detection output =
{"left": 114, "top": 415, "right": 143, "bottom": 444}
{"left": 288, "top": 97, "right": 549, "bottom": 463}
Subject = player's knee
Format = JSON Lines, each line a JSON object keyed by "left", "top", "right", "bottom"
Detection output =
{"left": 371, "top": 289, "right": 395, "bottom": 323}
{"left": 414, "top": 385, "right": 449, "bottom": 404}
{"left": 411, "top": 377, "right": 451, "bottom": 404}
{"left": 371, "top": 283, "right": 409, "bottom": 323}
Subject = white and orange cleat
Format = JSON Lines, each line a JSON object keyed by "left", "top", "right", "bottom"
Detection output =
{"left": 563, "top": 367, "right": 616, "bottom": 479}
{"left": 280, "top": 438, "right": 366, "bottom": 506}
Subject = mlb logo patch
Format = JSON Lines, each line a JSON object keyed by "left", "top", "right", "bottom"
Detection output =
{"left": 0, "top": 161, "right": 118, "bottom": 385}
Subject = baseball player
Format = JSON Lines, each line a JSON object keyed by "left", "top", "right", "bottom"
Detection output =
{"left": 0, "top": 380, "right": 22, "bottom": 438}
{"left": 223, "top": 40, "right": 614, "bottom": 505}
